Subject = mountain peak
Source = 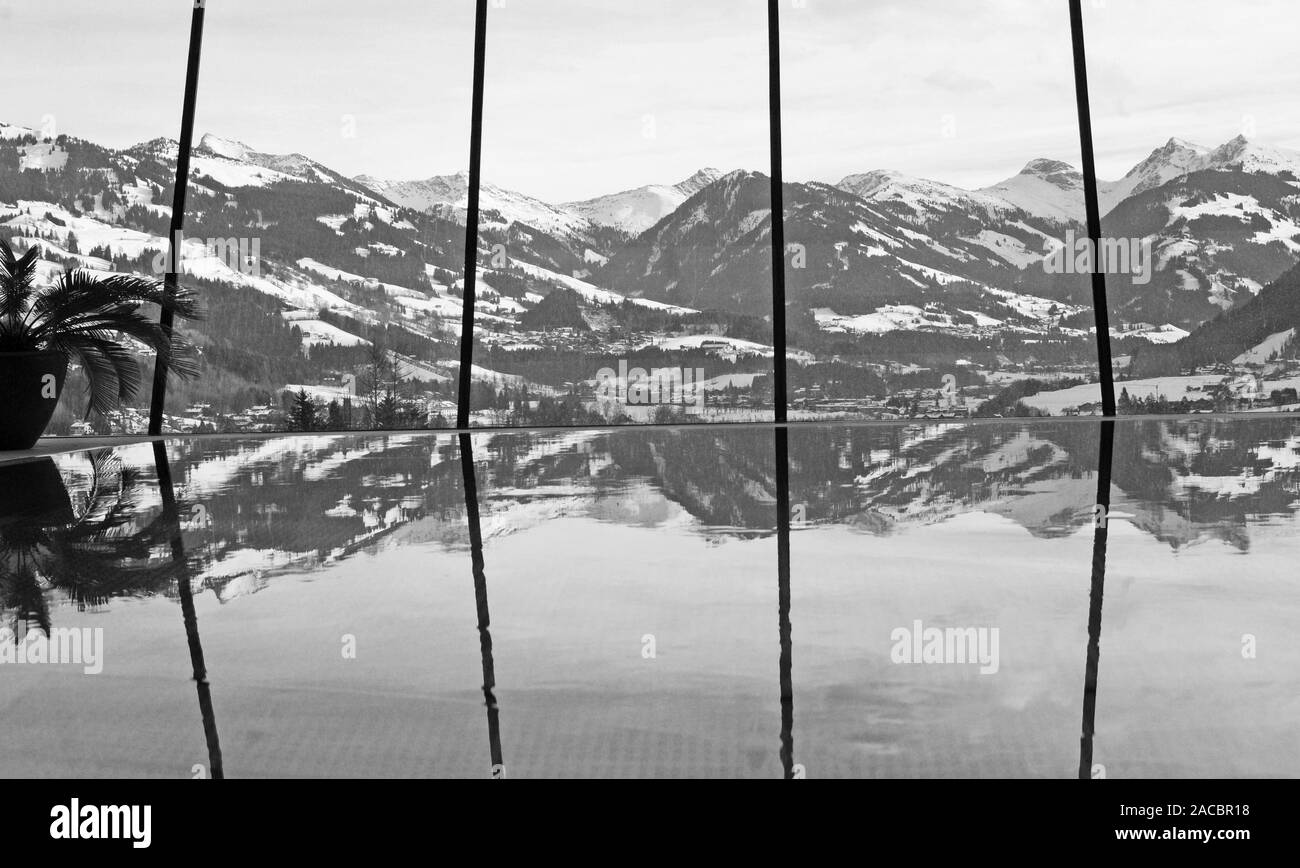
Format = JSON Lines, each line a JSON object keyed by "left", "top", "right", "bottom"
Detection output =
{"left": 674, "top": 167, "right": 723, "bottom": 194}
{"left": 1211, "top": 133, "right": 1253, "bottom": 161}
{"left": 837, "top": 168, "right": 908, "bottom": 198}
{"left": 561, "top": 168, "right": 732, "bottom": 235}
{"left": 1164, "top": 136, "right": 1208, "bottom": 152}
{"left": 978, "top": 161, "right": 1083, "bottom": 223}
{"left": 129, "top": 136, "right": 180, "bottom": 155}
{"left": 719, "top": 168, "right": 760, "bottom": 182}
{"left": 1020, "top": 158, "right": 1076, "bottom": 177}
{"left": 198, "top": 133, "right": 254, "bottom": 161}
{"left": 1206, "top": 134, "right": 1300, "bottom": 176}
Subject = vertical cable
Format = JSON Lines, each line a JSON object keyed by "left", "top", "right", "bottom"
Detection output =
{"left": 767, "top": 0, "right": 788, "bottom": 423}
{"left": 1078, "top": 419, "right": 1114, "bottom": 779}
{"left": 148, "top": 0, "right": 207, "bottom": 436}
{"left": 153, "top": 440, "right": 224, "bottom": 779}
{"left": 1069, "top": 0, "right": 1116, "bottom": 417}
{"left": 459, "top": 432, "right": 505, "bottom": 775}
{"left": 775, "top": 427, "right": 794, "bottom": 777}
{"left": 457, "top": 0, "right": 489, "bottom": 430}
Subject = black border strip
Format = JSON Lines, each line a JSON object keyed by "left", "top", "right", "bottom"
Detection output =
{"left": 456, "top": 0, "right": 489, "bottom": 430}
{"left": 148, "top": 1, "right": 207, "bottom": 436}
{"left": 1069, "top": 0, "right": 1117, "bottom": 417}
{"left": 767, "top": 0, "right": 788, "bottom": 423}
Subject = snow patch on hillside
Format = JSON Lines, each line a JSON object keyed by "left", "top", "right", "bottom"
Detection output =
{"left": 1234, "top": 328, "right": 1296, "bottom": 365}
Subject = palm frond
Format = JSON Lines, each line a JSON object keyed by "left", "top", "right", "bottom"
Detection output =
{"left": 14, "top": 269, "right": 205, "bottom": 413}
{"left": 0, "top": 239, "right": 43, "bottom": 338}
{"left": 28, "top": 270, "right": 202, "bottom": 339}
{"left": 57, "top": 334, "right": 142, "bottom": 417}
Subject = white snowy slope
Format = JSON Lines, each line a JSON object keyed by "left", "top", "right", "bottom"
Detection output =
{"left": 563, "top": 168, "right": 725, "bottom": 235}
{"left": 354, "top": 170, "right": 596, "bottom": 240}
{"left": 838, "top": 169, "right": 1016, "bottom": 221}
{"left": 1204, "top": 134, "right": 1300, "bottom": 177}
{"left": 194, "top": 133, "right": 339, "bottom": 185}
{"left": 1097, "top": 135, "right": 1300, "bottom": 214}
{"left": 978, "top": 159, "right": 1085, "bottom": 224}
{"left": 0, "top": 123, "right": 37, "bottom": 140}
{"left": 1098, "top": 137, "right": 1213, "bottom": 214}
{"left": 831, "top": 134, "right": 1300, "bottom": 236}
{"left": 1234, "top": 328, "right": 1297, "bottom": 366}
{"left": 509, "top": 260, "right": 698, "bottom": 314}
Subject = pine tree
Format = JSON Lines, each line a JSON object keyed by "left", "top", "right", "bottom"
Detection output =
{"left": 289, "top": 389, "right": 320, "bottom": 431}
{"left": 374, "top": 392, "right": 401, "bottom": 429}
{"left": 1117, "top": 387, "right": 1132, "bottom": 414}
{"left": 327, "top": 399, "right": 345, "bottom": 431}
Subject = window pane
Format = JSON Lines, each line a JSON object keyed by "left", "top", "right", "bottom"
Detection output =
{"left": 1, "top": 0, "right": 189, "bottom": 437}
{"left": 1094, "top": 418, "right": 1300, "bottom": 775}
{"left": 471, "top": 0, "right": 774, "bottom": 426}
{"left": 183, "top": 0, "right": 474, "bottom": 433}
{"left": 787, "top": 422, "right": 1097, "bottom": 776}
{"left": 1085, "top": 0, "right": 1300, "bottom": 416}
{"left": 782, "top": 1, "right": 1097, "bottom": 420}
{"left": 466, "top": 428, "right": 783, "bottom": 775}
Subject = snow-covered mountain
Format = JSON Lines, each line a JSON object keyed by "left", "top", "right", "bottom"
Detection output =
{"left": 817, "top": 135, "right": 1300, "bottom": 331}
{"left": 193, "top": 133, "right": 371, "bottom": 194}
{"left": 356, "top": 166, "right": 728, "bottom": 244}
{"left": 1098, "top": 138, "right": 1213, "bottom": 215}
{"left": 563, "top": 167, "right": 724, "bottom": 234}
{"left": 198, "top": 133, "right": 326, "bottom": 180}
{"left": 1098, "top": 137, "right": 1300, "bottom": 326}
{"left": 1098, "top": 135, "right": 1300, "bottom": 214}
{"left": 597, "top": 168, "right": 1091, "bottom": 334}
{"left": 353, "top": 169, "right": 601, "bottom": 245}
{"left": 838, "top": 169, "right": 1018, "bottom": 223}
{"left": 840, "top": 135, "right": 1300, "bottom": 228}
{"left": 6, "top": 117, "right": 1300, "bottom": 427}
{"left": 1206, "top": 134, "right": 1300, "bottom": 177}
{"left": 979, "top": 159, "right": 1086, "bottom": 224}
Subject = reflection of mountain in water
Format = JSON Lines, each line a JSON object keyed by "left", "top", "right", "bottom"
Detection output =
{"left": 787, "top": 419, "right": 1300, "bottom": 552}
{"left": 25, "top": 420, "right": 1300, "bottom": 611}
{"left": 1110, "top": 419, "right": 1300, "bottom": 551}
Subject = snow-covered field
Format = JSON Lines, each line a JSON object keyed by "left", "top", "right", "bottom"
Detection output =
{"left": 289, "top": 319, "right": 371, "bottom": 348}
{"left": 1023, "top": 376, "right": 1225, "bottom": 414}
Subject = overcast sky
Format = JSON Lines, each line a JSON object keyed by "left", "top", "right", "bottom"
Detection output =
{"left": 782, "top": 0, "right": 1300, "bottom": 188}
{"left": 3, "top": 0, "right": 1298, "bottom": 201}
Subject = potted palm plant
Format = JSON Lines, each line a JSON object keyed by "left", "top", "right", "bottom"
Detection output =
{"left": 0, "top": 238, "right": 202, "bottom": 449}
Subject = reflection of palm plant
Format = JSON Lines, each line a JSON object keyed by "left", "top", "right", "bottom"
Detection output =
{"left": 0, "top": 239, "right": 202, "bottom": 416}
{"left": 0, "top": 452, "right": 186, "bottom": 638}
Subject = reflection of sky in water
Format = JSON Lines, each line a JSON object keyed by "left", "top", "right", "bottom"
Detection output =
{"left": 2, "top": 419, "right": 1298, "bottom": 778}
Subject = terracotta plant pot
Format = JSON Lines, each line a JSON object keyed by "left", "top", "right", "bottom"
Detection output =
{"left": 0, "top": 350, "right": 69, "bottom": 450}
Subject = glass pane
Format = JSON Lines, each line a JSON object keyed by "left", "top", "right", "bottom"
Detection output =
{"left": 465, "top": 427, "right": 783, "bottom": 775}
{"left": 781, "top": 1, "right": 1097, "bottom": 420}
{"left": 1096, "top": 418, "right": 1300, "bottom": 775}
{"left": 472, "top": 0, "right": 774, "bottom": 426}
{"left": 1, "top": 0, "right": 190, "bottom": 437}
{"left": 181, "top": 0, "right": 474, "bottom": 433}
{"left": 1085, "top": 0, "right": 1300, "bottom": 416}
{"left": 786, "top": 421, "right": 1097, "bottom": 776}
